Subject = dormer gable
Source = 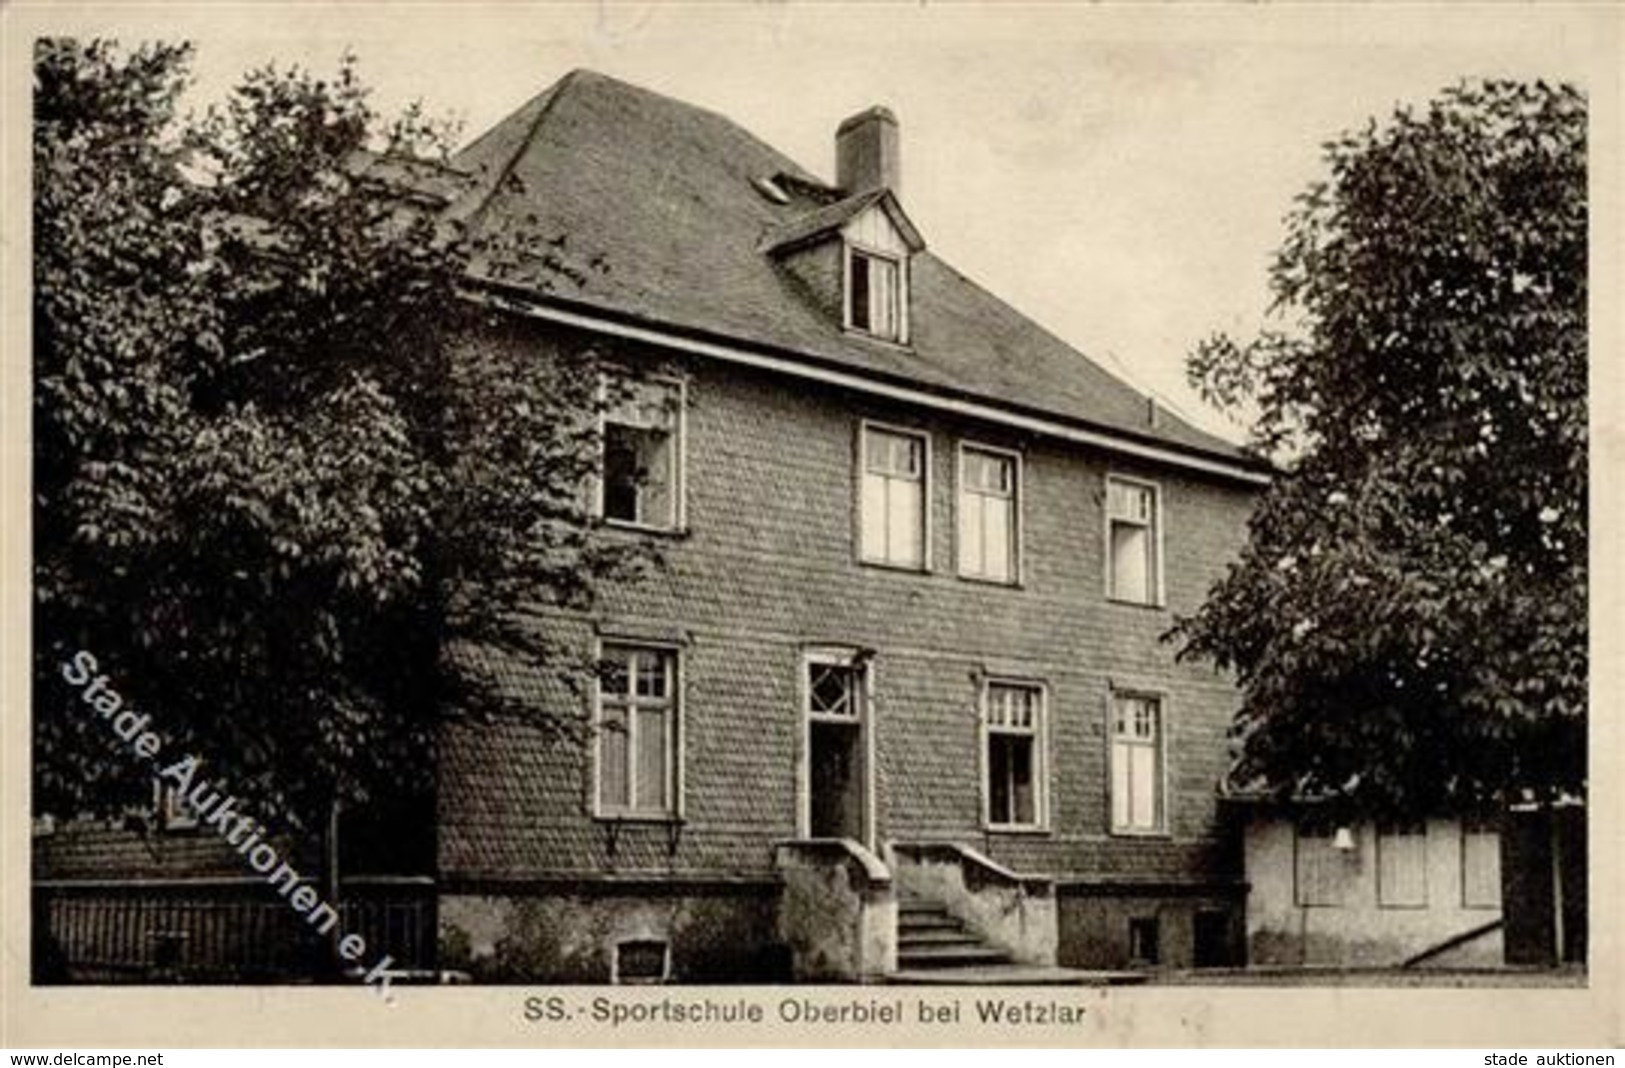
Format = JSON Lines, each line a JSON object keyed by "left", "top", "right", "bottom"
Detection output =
{"left": 840, "top": 201, "right": 914, "bottom": 343}
{"left": 760, "top": 104, "right": 925, "bottom": 346}
{"left": 760, "top": 188, "right": 923, "bottom": 258}
{"left": 763, "top": 189, "right": 924, "bottom": 346}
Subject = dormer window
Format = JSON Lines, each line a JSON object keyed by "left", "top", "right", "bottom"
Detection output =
{"left": 847, "top": 247, "right": 902, "bottom": 341}
{"left": 760, "top": 109, "right": 923, "bottom": 345}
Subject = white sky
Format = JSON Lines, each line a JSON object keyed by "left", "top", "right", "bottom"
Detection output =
{"left": 154, "top": 4, "right": 1609, "bottom": 440}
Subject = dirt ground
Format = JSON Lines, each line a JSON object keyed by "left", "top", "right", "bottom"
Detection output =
{"left": 1151, "top": 965, "right": 1588, "bottom": 987}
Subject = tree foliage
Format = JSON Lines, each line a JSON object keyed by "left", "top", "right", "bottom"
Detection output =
{"left": 34, "top": 40, "right": 639, "bottom": 830}
{"left": 1175, "top": 80, "right": 1586, "bottom": 817}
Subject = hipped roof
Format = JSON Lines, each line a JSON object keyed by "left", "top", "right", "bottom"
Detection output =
{"left": 448, "top": 69, "right": 1260, "bottom": 472}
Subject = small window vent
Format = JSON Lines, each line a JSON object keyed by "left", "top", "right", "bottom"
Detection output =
{"left": 752, "top": 175, "right": 791, "bottom": 205}
{"left": 614, "top": 939, "right": 670, "bottom": 984}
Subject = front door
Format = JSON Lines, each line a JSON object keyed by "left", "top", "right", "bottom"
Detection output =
{"left": 809, "top": 719, "right": 864, "bottom": 839}
{"left": 803, "top": 655, "right": 869, "bottom": 844}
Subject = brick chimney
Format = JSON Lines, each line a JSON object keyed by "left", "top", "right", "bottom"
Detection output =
{"left": 836, "top": 106, "right": 900, "bottom": 197}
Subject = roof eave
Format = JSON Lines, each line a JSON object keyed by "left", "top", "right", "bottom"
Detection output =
{"left": 465, "top": 276, "right": 1274, "bottom": 486}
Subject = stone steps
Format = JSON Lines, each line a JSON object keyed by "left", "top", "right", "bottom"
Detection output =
{"left": 891, "top": 889, "right": 1145, "bottom": 987}
{"left": 898, "top": 943, "right": 1015, "bottom": 968}
{"left": 895, "top": 895, "right": 1016, "bottom": 972}
{"left": 888, "top": 964, "right": 1149, "bottom": 986}
{"left": 897, "top": 926, "right": 986, "bottom": 947}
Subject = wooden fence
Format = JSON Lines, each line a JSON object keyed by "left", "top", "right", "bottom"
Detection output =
{"left": 34, "top": 877, "right": 436, "bottom": 983}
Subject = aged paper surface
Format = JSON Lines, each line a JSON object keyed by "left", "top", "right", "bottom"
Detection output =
{"left": 2, "top": 0, "right": 1620, "bottom": 1048}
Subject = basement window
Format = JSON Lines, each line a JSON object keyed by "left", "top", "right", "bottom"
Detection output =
{"left": 613, "top": 939, "right": 670, "bottom": 984}
{"left": 1128, "top": 917, "right": 1160, "bottom": 966}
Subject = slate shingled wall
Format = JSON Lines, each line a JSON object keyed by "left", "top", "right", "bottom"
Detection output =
{"left": 436, "top": 320, "right": 1258, "bottom": 974}
{"left": 439, "top": 320, "right": 1256, "bottom": 886}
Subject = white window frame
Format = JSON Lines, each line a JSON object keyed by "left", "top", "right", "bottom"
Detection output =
{"left": 1104, "top": 473, "right": 1165, "bottom": 607}
{"left": 956, "top": 441, "right": 1023, "bottom": 586}
{"left": 842, "top": 242, "right": 909, "bottom": 344}
{"left": 796, "top": 646, "right": 877, "bottom": 850}
{"left": 979, "top": 678, "right": 1049, "bottom": 832}
{"left": 594, "top": 371, "right": 688, "bottom": 533}
{"left": 856, "top": 420, "right": 932, "bottom": 572}
{"left": 591, "top": 640, "right": 684, "bottom": 822}
{"left": 1108, "top": 688, "right": 1168, "bottom": 836}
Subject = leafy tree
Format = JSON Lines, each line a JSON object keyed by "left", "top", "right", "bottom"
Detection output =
{"left": 33, "top": 40, "right": 641, "bottom": 841}
{"left": 1175, "top": 80, "right": 1586, "bottom": 818}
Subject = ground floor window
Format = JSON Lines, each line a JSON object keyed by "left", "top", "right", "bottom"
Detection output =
{"left": 596, "top": 644, "right": 679, "bottom": 818}
{"left": 1110, "top": 692, "right": 1163, "bottom": 833}
{"left": 983, "top": 680, "right": 1045, "bottom": 829}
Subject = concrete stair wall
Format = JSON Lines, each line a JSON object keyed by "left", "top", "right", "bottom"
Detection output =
{"left": 890, "top": 888, "right": 1147, "bottom": 986}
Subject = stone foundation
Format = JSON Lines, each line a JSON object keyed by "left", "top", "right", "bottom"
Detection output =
{"left": 1057, "top": 883, "right": 1246, "bottom": 969}
{"left": 437, "top": 880, "right": 784, "bottom": 983}
{"left": 890, "top": 842, "right": 1056, "bottom": 965}
{"left": 774, "top": 840, "right": 895, "bottom": 982}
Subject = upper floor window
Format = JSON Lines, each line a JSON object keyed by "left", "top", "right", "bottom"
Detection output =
{"left": 860, "top": 423, "right": 928, "bottom": 570}
{"left": 1107, "top": 476, "right": 1161, "bottom": 605}
{"left": 847, "top": 247, "right": 904, "bottom": 342}
{"left": 983, "top": 680, "right": 1046, "bottom": 830}
{"left": 1110, "top": 691, "right": 1164, "bottom": 834}
{"left": 595, "top": 643, "right": 680, "bottom": 819}
{"left": 958, "top": 444, "right": 1019, "bottom": 584}
{"left": 599, "top": 375, "right": 684, "bottom": 531}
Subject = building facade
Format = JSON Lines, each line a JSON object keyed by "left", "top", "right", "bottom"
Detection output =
{"left": 1236, "top": 804, "right": 1582, "bottom": 970}
{"left": 35, "top": 69, "right": 1552, "bottom": 987}
{"left": 431, "top": 70, "right": 1271, "bottom": 983}
{"left": 1240, "top": 814, "right": 1506, "bottom": 967}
